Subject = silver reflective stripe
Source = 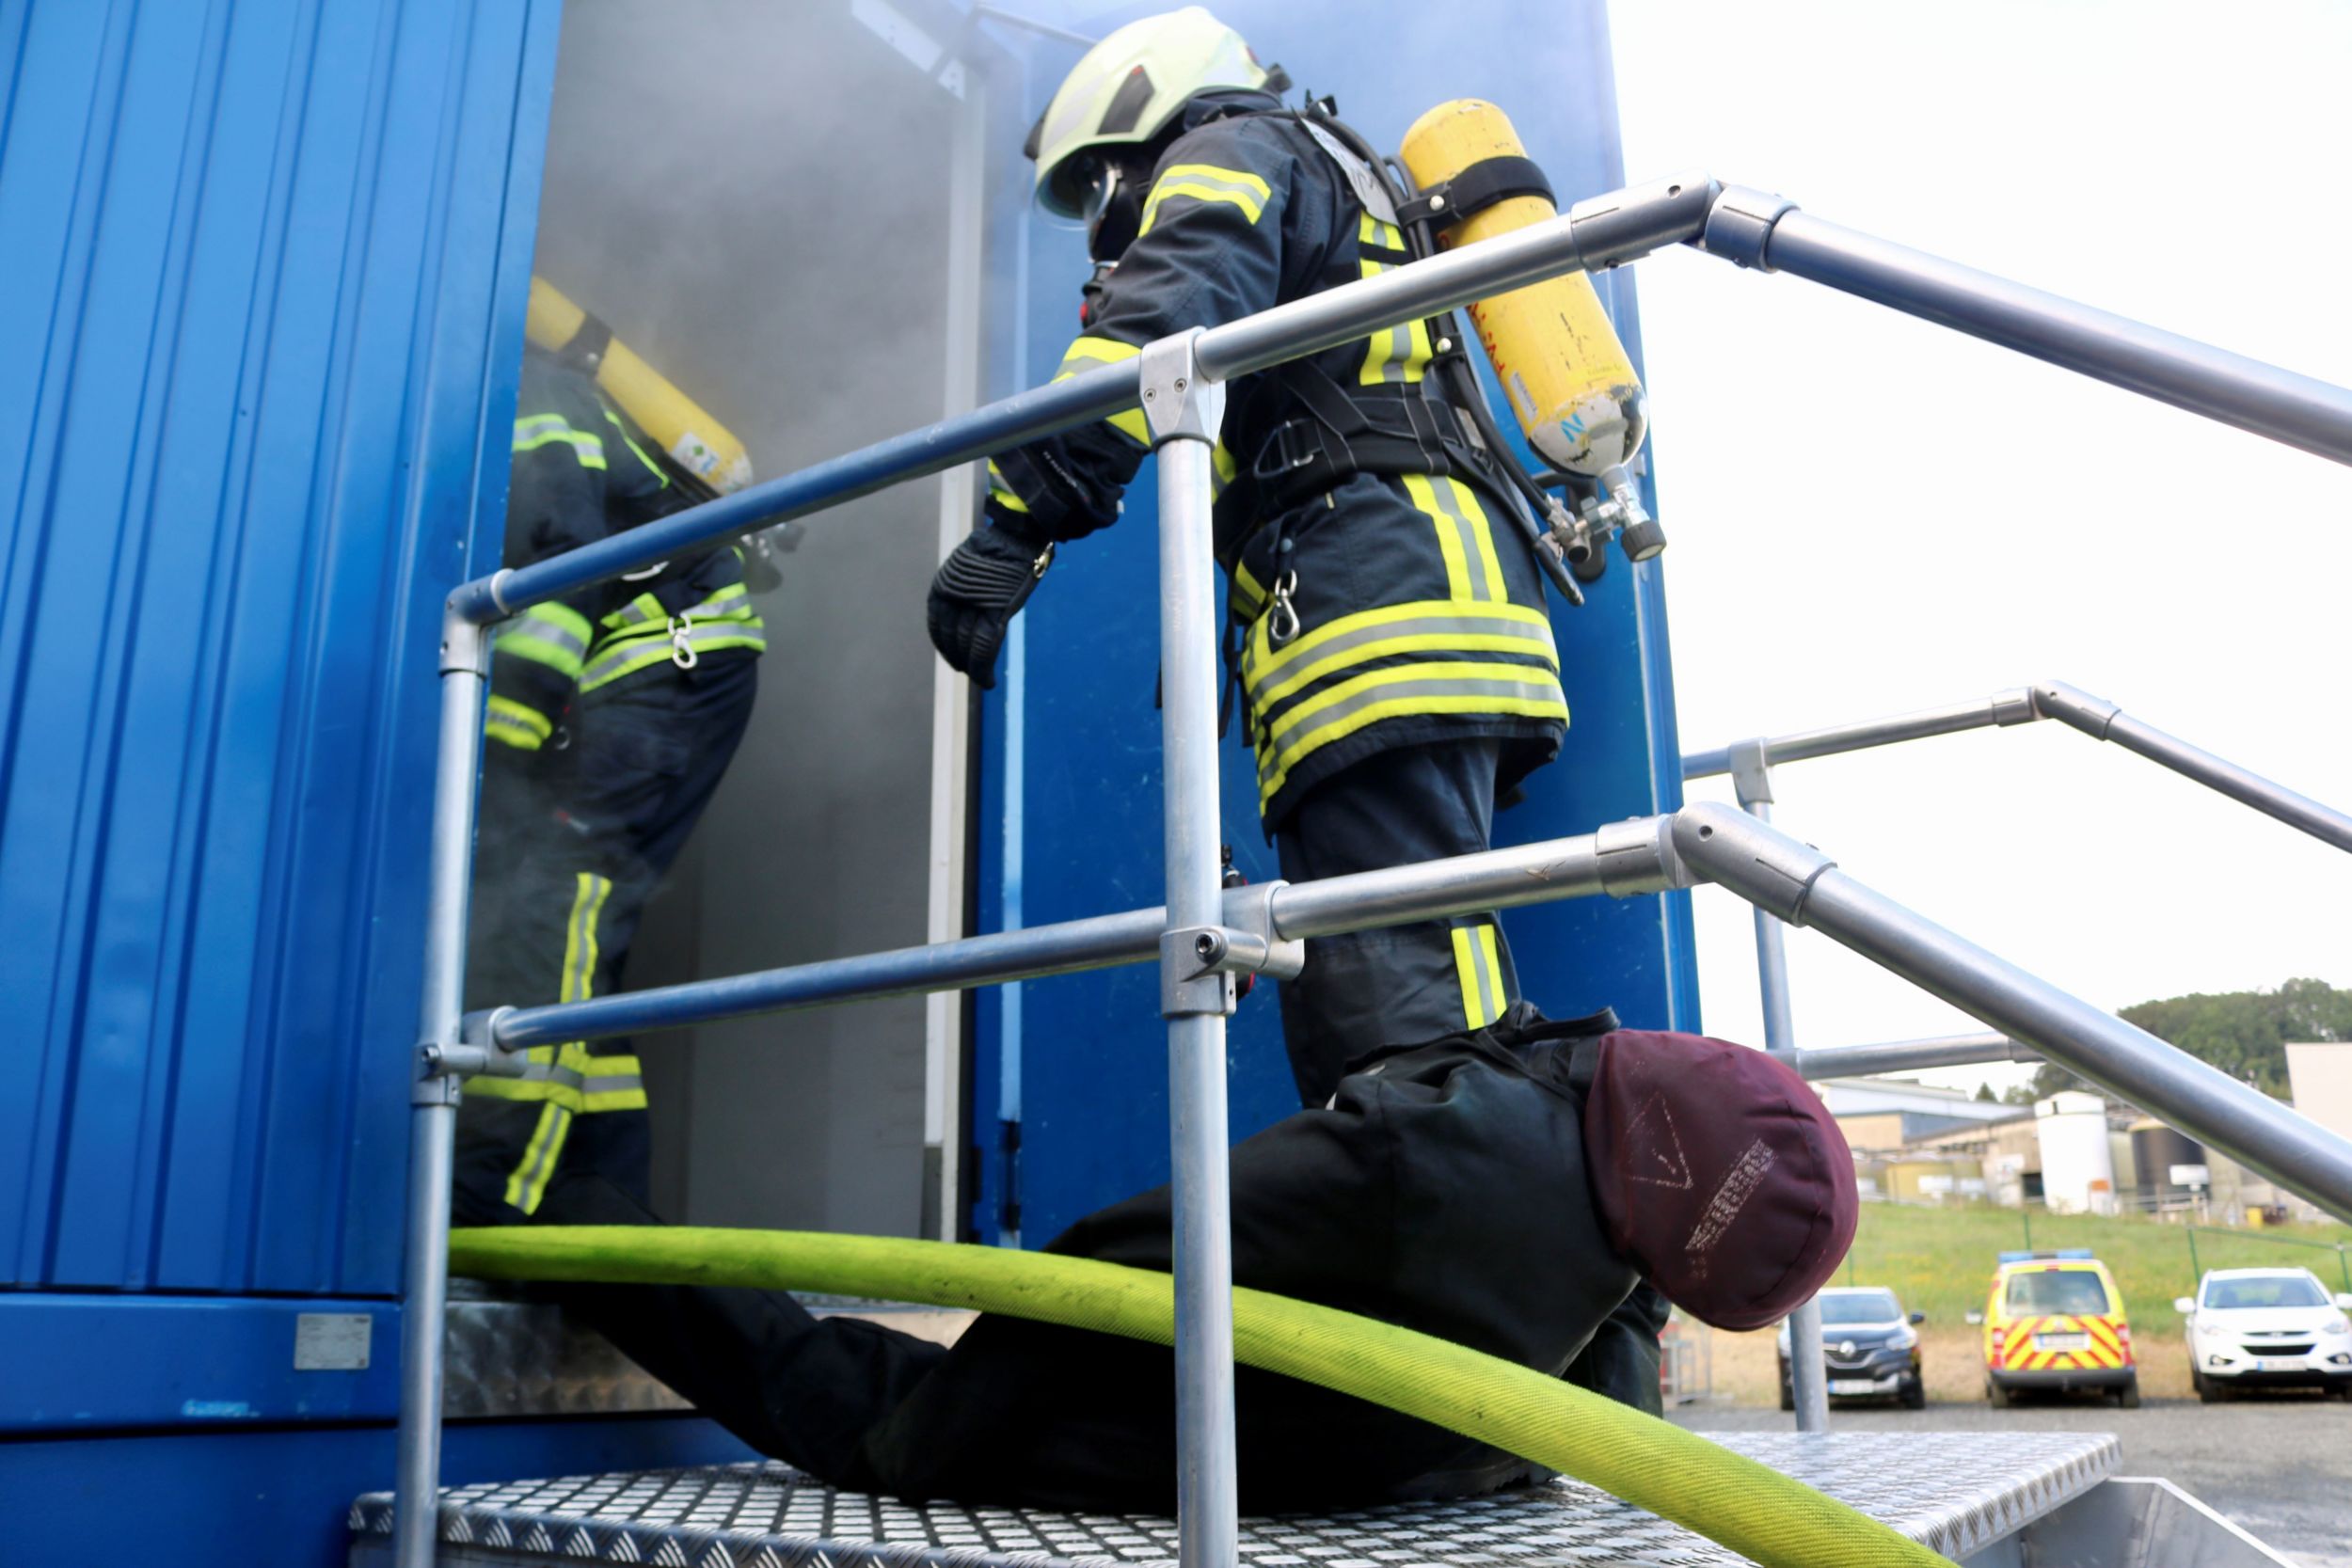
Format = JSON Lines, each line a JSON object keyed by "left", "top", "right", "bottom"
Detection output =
{"left": 1247, "top": 612, "right": 1556, "bottom": 708}
{"left": 1269, "top": 673, "right": 1565, "bottom": 761}
{"left": 517, "top": 608, "right": 591, "bottom": 660}
{"left": 1421, "top": 477, "right": 1494, "bottom": 600}
{"left": 1466, "top": 923, "right": 1505, "bottom": 1022}
{"left": 503, "top": 1056, "right": 644, "bottom": 1096}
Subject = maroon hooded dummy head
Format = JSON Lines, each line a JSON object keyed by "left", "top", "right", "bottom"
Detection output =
{"left": 1580, "top": 1030, "right": 1857, "bottom": 1331}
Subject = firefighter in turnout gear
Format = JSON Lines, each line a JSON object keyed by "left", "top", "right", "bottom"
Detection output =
{"left": 926, "top": 6, "right": 1676, "bottom": 1415}
{"left": 453, "top": 344, "right": 766, "bottom": 1224}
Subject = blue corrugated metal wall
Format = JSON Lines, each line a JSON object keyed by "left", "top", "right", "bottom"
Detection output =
{"left": 0, "top": 0, "right": 554, "bottom": 1297}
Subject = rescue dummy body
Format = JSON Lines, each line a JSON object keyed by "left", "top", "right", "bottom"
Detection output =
{"left": 522, "top": 1010, "right": 1859, "bottom": 1514}
{"left": 454, "top": 346, "right": 767, "bottom": 1222}
{"left": 928, "top": 10, "right": 1567, "bottom": 1107}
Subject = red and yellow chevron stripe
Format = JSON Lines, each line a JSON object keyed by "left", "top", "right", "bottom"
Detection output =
{"left": 2001, "top": 1314, "right": 2130, "bottom": 1370}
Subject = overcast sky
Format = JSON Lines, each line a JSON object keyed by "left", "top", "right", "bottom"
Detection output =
{"left": 1608, "top": 0, "right": 2352, "bottom": 1091}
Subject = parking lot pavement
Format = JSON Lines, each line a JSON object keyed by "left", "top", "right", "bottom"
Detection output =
{"left": 1674, "top": 1396, "right": 2351, "bottom": 1565}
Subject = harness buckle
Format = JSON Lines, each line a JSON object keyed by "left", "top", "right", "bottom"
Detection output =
{"left": 1268, "top": 570, "right": 1301, "bottom": 646}
{"left": 668, "top": 612, "right": 699, "bottom": 670}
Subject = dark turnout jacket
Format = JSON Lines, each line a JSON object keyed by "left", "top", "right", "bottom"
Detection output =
{"left": 848, "top": 1006, "right": 1639, "bottom": 1513}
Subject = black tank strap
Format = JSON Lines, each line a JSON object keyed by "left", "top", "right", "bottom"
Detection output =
{"left": 1396, "top": 154, "right": 1556, "bottom": 230}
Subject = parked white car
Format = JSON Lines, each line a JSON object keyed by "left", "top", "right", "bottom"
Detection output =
{"left": 2175, "top": 1267, "right": 2352, "bottom": 1402}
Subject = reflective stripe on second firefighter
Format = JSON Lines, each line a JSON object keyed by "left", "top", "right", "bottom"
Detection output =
{"left": 1240, "top": 598, "right": 1565, "bottom": 810}
{"left": 580, "top": 581, "right": 767, "bottom": 691}
{"left": 1452, "top": 920, "right": 1508, "bottom": 1029}
{"left": 467, "top": 871, "right": 647, "bottom": 1213}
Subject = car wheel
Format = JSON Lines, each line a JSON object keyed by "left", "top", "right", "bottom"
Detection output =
{"left": 1987, "top": 1378, "right": 2012, "bottom": 1408}
{"left": 2195, "top": 1370, "right": 2222, "bottom": 1404}
{"left": 2118, "top": 1375, "right": 2141, "bottom": 1410}
{"left": 1900, "top": 1377, "right": 1926, "bottom": 1410}
{"left": 1778, "top": 1381, "right": 1794, "bottom": 1412}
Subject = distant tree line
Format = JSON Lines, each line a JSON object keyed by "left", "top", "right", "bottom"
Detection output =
{"left": 2010, "top": 977, "right": 2351, "bottom": 1102}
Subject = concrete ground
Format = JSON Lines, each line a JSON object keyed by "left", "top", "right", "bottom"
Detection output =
{"left": 1675, "top": 1396, "right": 2352, "bottom": 1566}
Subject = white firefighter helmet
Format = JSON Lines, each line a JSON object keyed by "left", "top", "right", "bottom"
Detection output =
{"left": 1026, "top": 8, "right": 1271, "bottom": 218}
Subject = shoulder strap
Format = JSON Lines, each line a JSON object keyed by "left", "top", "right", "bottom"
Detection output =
{"left": 1294, "top": 115, "right": 1399, "bottom": 227}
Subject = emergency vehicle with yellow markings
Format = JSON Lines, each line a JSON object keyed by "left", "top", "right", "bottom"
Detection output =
{"left": 1980, "top": 1249, "right": 2141, "bottom": 1407}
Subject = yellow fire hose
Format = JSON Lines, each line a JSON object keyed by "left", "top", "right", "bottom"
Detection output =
{"left": 451, "top": 1227, "right": 1951, "bottom": 1568}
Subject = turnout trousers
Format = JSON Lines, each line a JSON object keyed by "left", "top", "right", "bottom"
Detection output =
{"left": 1270, "top": 736, "right": 1670, "bottom": 1415}
{"left": 453, "top": 652, "right": 758, "bottom": 1224}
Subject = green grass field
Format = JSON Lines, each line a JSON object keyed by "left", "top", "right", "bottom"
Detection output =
{"left": 1830, "top": 1202, "right": 2352, "bottom": 1323}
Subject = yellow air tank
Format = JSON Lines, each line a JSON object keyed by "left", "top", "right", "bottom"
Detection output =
{"left": 525, "top": 277, "right": 755, "bottom": 495}
{"left": 1399, "top": 100, "right": 1646, "bottom": 480}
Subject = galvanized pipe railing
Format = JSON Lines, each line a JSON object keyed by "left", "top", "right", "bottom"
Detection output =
{"left": 394, "top": 169, "right": 2352, "bottom": 1567}
{"left": 1685, "top": 680, "right": 2352, "bottom": 856}
{"left": 1772, "top": 1030, "right": 2038, "bottom": 1081}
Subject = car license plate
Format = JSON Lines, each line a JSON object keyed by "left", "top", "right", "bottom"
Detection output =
{"left": 2034, "top": 1332, "right": 2089, "bottom": 1351}
{"left": 2255, "top": 1357, "right": 2302, "bottom": 1372}
{"left": 1829, "top": 1378, "right": 1877, "bottom": 1395}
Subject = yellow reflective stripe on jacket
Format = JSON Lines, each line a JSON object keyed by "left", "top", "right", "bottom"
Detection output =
{"left": 599, "top": 579, "right": 753, "bottom": 632}
{"left": 467, "top": 1052, "right": 648, "bottom": 1113}
{"left": 1255, "top": 659, "right": 1567, "bottom": 809}
{"left": 1232, "top": 560, "right": 1270, "bottom": 622}
{"left": 494, "top": 602, "right": 594, "bottom": 680}
{"left": 1243, "top": 599, "right": 1558, "bottom": 711}
{"left": 986, "top": 459, "right": 1030, "bottom": 514}
{"left": 1139, "top": 163, "right": 1271, "bottom": 235}
{"left": 1212, "top": 441, "right": 1236, "bottom": 500}
{"left": 579, "top": 618, "right": 768, "bottom": 692}
{"left": 1053, "top": 335, "right": 1150, "bottom": 445}
{"left": 1355, "top": 214, "right": 1431, "bottom": 386}
{"left": 602, "top": 408, "right": 667, "bottom": 486}
{"left": 1452, "top": 921, "right": 1507, "bottom": 1029}
{"left": 513, "top": 413, "right": 607, "bottom": 469}
{"left": 484, "top": 694, "right": 552, "bottom": 752}
{"left": 1402, "top": 473, "right": 1505, "bottom": 601}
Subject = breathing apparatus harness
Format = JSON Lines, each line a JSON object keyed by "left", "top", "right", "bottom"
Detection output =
{"left": 1229, "top": 99, "right": 1597, "bottom": 608}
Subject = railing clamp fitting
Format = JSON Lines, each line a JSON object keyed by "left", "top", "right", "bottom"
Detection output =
{"left": 1673, "top": 800, "right": 1837, "bottom": 923}
{"left": 2031, "top": 680, "right": 2122, "bottom": 740}
{"left": 1990, "top": 686, "right": 2040, "bottom": 727}
{"left": 1160, "top": 919, "right": 1294, "bottom": 1018}
{"left": 1595, "top": 815, "right": 1691, "bottom": 897}
{"left": 1138, "top": 329, "right": 1226, "bottom": 447}
{"left": 439, "top": 602, "right": 490, "bottom": 677}
{"left": 1698, "top": 185, "right": 1797, "bottom": 271}
{"left": 1726, "top": 737, "right": 1774, "bottom": 808}
{"left": 411, "top": 1042, "right": 467, "bottom": 1105}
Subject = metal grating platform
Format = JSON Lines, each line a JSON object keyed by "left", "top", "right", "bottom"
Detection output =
{"left": 349, "top": 1431, "right": 2118, "bottom": 1567}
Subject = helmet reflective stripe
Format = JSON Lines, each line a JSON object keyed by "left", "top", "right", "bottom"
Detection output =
{"left": 1030, "top": 8, "right": 1268, "bottom": 218}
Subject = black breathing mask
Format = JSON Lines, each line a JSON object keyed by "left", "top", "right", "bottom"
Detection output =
{"left": 1081, "top": 151, "right": 1153, "bottom": 262}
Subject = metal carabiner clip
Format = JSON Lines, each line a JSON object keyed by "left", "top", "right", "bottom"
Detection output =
{"left": 1267, "top": 570, "right": 1301, "bottom": 646}
{"left": 668, "top": 611, "right": 699, "bottom": 670}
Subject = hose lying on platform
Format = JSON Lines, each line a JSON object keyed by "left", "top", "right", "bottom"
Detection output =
{"left": 451, "top": 1227, "right": 1953, "bottom": 1568}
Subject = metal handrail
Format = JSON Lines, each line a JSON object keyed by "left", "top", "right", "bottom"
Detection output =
{"left": 392, "top": 169, "right": 2352, "bottom": 1568}
{"left": 1772, "top": 1031, "right": 2039, "bottom": 1081}
{"left": 1684, "top": 680, "right": 2352, "bottom": 855}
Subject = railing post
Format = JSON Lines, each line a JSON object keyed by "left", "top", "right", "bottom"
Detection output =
{"left": 1141, "top": 328, "right": 1239, "bottom": 1568}
{"left": 1728, "top": 741, "right": 1830, "bottom": 1433}
{"left": 392, "top": 605, "right": 490, "bottom": 1568}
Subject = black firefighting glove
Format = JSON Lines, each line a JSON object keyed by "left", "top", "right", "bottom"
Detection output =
{"left": 928, "top": 519, "right": 1055, "bottom": 690}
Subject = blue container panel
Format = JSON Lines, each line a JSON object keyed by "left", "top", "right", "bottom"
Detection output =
{"left": 0, "top": 0, "right": 556, "bottom": 1294}
{"left": 973, "top": 0, "right": 1697, "bottom": 1247}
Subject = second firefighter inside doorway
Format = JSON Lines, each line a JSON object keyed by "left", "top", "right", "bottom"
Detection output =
{"left": 454, "top": 344, "right": 766, "bottom": 1224}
